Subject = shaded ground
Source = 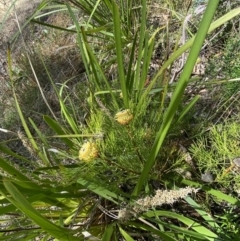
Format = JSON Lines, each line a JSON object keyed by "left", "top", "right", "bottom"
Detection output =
{"left": 0, "top": 0, "right": 40, "bottom": 77}
{"left": 0, "top": 0, "right": 83, "bottom": 134}
{"left": 0, "top": 0, "right": 40, "bottom": 41}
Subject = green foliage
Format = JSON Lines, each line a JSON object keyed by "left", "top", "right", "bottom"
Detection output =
{"left": 215, "top": 208, "right": 240, "bottom": 239}
{"left": 1, "top": 0, "right": 240, "bottom": 240}
{"left": 190, "top": 121, "right": 240, "bottom": 192}
{"left": 210, "top": 35, "right": 240, "bottom": 98}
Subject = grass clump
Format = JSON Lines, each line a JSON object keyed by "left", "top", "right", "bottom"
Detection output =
{"left": 190, "top": 121, "right": 240, "bottom": 191}
{"left": 1, "top": 0, "right": 240, "bottom": 240}
{"left": 206, "top": 33, "right": 240, "bottom": 87}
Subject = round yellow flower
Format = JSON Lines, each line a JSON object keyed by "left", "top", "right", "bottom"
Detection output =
{"left": 79, "top": 142, "right": 98, "bottom": 162}
{"left": 115, "top": 109, "right": 133, "bottom": 125}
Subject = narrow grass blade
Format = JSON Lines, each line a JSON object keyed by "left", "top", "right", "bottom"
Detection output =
{"left": 31, "top": 19, "right": 77, "bottom": 33}
{"left": 58, "top": 86, "right": 79, "bottom": 135}
{"left": 67, "top": 0, "right": 112, "bottom": 26}
{"left": 133, "top": 0, "right": 220, "bottom": 196}
{"left": 18, "top": 233, "right": 40, "bottom": 241}
{"left": 83, "top": 23, "right": 113, "bottom": 34}
{"left": 137, "top": 32, "right": 149, "bottom": 93}
{"left": 11, "top": 88, "right": 42, "bottom": 159}
{"left": 135, "top": 31, "right": 155, "bottom": 105}
{"left": 10, "top": 0, "right": 49, "bottom": 43}
{"left": 67, "top": 3, "right": 119, "bottom": 109}
{"left": 0, "top": 0, "right": 18, "bottom": 32}
{"left": 126, "top": 32, "right": 138, "bottom": 94}
{"left": 0, "top": 193, "right": 47, "bottom": 216}
{"left": 181, "top": 179, "right": 240, "bottom": 207}
{"left": 102, "top": 223, "right": 115, "bottom": 240}
{"left": 112, "top": 1, "right": 128, "bottom": 107}
{"left": 3, "top": 180, "right": 79, "bottom": 241}
{"left": 7, "top": 48, "right": 49, "bottom": 164}
{"left": 134, "top": 0, "right": 147, "bottom": 99}
{"left": 119, "top": 226, "right": 134, "bottom": 241}
{"left": 66, "top": 3, "right": 92, "bottom": 83}
{"left": 127, "top": 221, "right": 178, "bottom": 241}
{"left": 0, "top": 232, "right": 39, "bottom": 241}
{"left": 184, "top": 196, "right": 220, "bottom": 230}
{"left": 81, "top": 28, "right": 119, "bottom": 108}
{"left": 29, "top": 118, "right": 48, "bottom": 148}
{"left": 86, "top": 0, "right": 102, "bottom": 26}
{"left": 137, "top": 7, "right": 240, "bottom": 109}
{"left": 43, "top": 115, "right": 74, "bottom": 148}
{"left": 0, "top": 144, "right": 32, "bottom": 165}
{"left": 77, "top": 177, "right": 125, "bottom": 204}
{"left": 144, "top": 211, "right": 219, "bottom": 240}
{"left": 176, "top": 95, "right": 200, "bottom": 123}
{"left": 0, "top": 156, "right": 40, "bottom": 190}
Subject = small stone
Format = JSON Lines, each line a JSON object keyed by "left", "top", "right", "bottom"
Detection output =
{"left": 201, "top": 171, "right": 213, "bottom": 183}
{"left": 233, "top": 158, "right": 240, "bottom": 167}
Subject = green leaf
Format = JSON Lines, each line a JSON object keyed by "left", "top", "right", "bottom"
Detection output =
{"left": 31, "top": 19, "right": 77, "bottom": 33}
{"left": 43, "top": 115, "right": 74, "bottom": 148}
{"left": 0, "top": 156, "right": 40, "bottom": 190}
{"left": 29, "top": 118, "right": 49, "bottom": 147}
{"left": 137, "top": 8, "right": 240, "bottom": 113}
{"left": 119, "top": 226, "right": 134, "bottom": 241}
{"left": 0, "top": 193, "right": 47, "bottom": 216}
{"left": 112, "top": 1, "right": 128, "bottom": 107}
{"left": 126, "top": 221, "right": 178, "bottom": 241}
{"left": 181, "top": 179, "right": 240, "bottom": 207}
{"left": 58, "top": 84, "right": 80, "bottom": 135}
{"left": 102, "top": 223, "right": 115, "bottom": 240}
{"left": 126, "top": 32, "right": 138, "bottom": 94}
{"left": 134, "top": 0, "right": 147, "bottom": 101}
{"left": 184, "top": 196, "right": 220, "bottom": 230}
{"left": 0, "top": 231, "right": 39, "bottom": 241}
{"left": 77, "top": 177, "right": 125, "bottom": 204}
{"left": 133, "top": 0, "right": 220, "bottom": 196}
{"left": 80, "top": 28, "right": 119, "bottom": 108}
{"left": 144, "top": 211, "right": 219, "bottom": 240}
{"left": 3, "top": 180, "right": 79, "bottom": 241}
{"left": 0, "top": 144, "right": 32, "bottom": 165}
{"left": 176, "top": 95, "right": 200, "bottom": 123}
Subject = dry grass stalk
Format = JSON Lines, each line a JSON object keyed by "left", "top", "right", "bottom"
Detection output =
{"left": 118, "top": 187, "right": 198, "bottom": 221}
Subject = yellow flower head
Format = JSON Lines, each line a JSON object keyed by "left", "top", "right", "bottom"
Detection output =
{"left": 115, "top": 109, "right": 133, "bottom": 125}
{"left": 79, "top": 142, "right": 98, "bottom": 162}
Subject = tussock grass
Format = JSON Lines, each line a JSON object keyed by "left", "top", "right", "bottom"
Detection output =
{"left": 0, "top": 0, "right": 240, "bottom": 240}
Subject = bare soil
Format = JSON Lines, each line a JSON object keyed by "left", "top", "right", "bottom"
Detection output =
{"left": 0, "top": 0, "right": 40, "bottom": 77}
{"left": 0, "top": 0, "right": 40, "bottom": 41}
